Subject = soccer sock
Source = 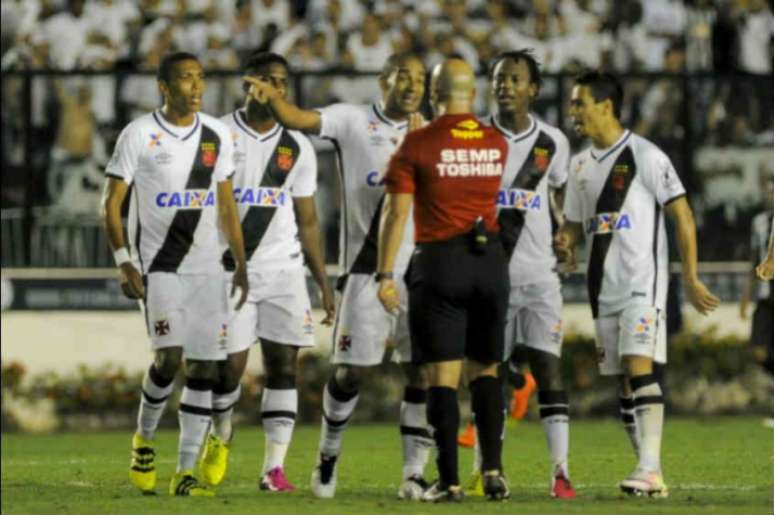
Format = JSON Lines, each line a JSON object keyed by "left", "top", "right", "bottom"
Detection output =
{"left": 137, "top": 364, "right": 175, "bottom": 441}
{"left": 177, "top": 378, "right": 214, "bottom": 472}
{"left": 261, "top": 387, "right": 297, "bottom": 473}
{"left": 319, "top": 376, "right": 359, "bottom": 457}
{"left": 630, "top": 374, "right": 664, "bottom": 472}
{"left": 619, "top": 395, "right": 640, "bottom": 456}
{"left": 538, "top": 390, "right": 570, "bottom": 477}
{"left": 211, "top": 383, "right": 240, "bottom": 442}
{"left": 469, "top": 376, "right": 504, "bottom": 473}
{"left": 399, "top": 386, "right": 433, "bottom": 480}
{"left": 427, "top": 386, "right": 460, "bottom": 487}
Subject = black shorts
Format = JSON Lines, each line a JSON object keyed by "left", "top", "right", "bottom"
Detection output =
{"left": 751, "top": 300, "right": 774, "bottom": 371}
{"left": 406, "top": 234, "right": 509, "bottom": 365}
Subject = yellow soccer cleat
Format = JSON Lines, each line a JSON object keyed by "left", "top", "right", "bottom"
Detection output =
{"left": 463, "top": 470, "right": 485, "bottom": 497}
{"left": 129, "top": 433, "right": 157, "bottom": 494}
{"left": 169, "top": 470, "right": 215, "bottom": 497}
{"left": 199, "top": 434, "right": 230, "bottom": 486}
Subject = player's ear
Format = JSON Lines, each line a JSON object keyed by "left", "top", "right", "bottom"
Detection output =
{"left": 157, "top": 79, "right": 169, "bottom": 99}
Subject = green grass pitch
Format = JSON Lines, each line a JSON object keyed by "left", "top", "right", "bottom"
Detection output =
{"left": 2, "top": 417, "right": 772, "bottom": 514}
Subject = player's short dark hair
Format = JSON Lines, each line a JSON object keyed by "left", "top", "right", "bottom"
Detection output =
{"left": 380, "top": 52, "right": 424, "bottom": 79}
{"left": 244, "top": 51, "right": 290, "bottom": 76}
{"left": 157, "top": 52, "right": 200, "bottom": 83}
{"left": 575, "top": 70, "right": 624, "bottom": 119}
{"left": 488, "top": 49, "right": 542, "bottom": 90}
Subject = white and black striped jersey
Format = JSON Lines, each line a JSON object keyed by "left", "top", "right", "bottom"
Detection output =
{"left": 106, "top": 110, "right": 234, "bottom": 274}
{"left": 751, "top": 211, "right": 773, "bottom": 301}
{"left": 564, "top": 130, "right": 686, "bottom": 318}
{"left": 490, "top": 114, "right": 570, "bottom": 286}
{"left": 318, "top": 102, "right": 415, "bottom": 274}
{"left": 219, "top": 110, "right": 317, "bottom": 273}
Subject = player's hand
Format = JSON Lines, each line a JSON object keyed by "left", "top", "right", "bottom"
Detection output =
{"left": 119, "top": 262, "right": 144, "bottom": 299}
{"left": 231, "top": 264, "right": 249, "bottom": 311}
{"left": 242, "top": 76, "right": 277, "bottom": 105}
{"left": 756, "top": 256, "right": 774, "bottom": 281}
{"left": 684, "top": 277, "right": 720, "bottom": 316}
{"left": 407, "top": 112, "right": 425, "bottom": 133}
{"left": 739, "top": 298, "right": 749, "bottom": 320}
{"left": 320, "top": 286, "right": 336, "bottom": 326}
{"left": 377, "top": 278, "right": 400, "bottom": 314}
{"left": 553, "top": 232, "right": 575, "bottom": 265}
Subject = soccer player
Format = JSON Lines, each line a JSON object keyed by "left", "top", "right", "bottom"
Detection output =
{"left": 740, "top": 178, "right": 774, "bottom": 427}
{"left": 477, "top": 49, "right": 575, "bottom": 498}
{"left": 378, "top": 58, "right": 511, "bottom": 503}
{"left": 102, "top": 52, "right": 249, "bottom": 496}
{"left": 197, "top": 52, "right": 335, "bottom": 491}
{"left": 554, "top": 71, "right": 719, "bottom": 497}
{"left": 244, "top": 52, "right": 432, "bottom": 499}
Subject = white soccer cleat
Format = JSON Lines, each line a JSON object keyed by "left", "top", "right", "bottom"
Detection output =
{"left": 619, "top": 468, "right": 669, "bottom": 498}
{"left": 397, "top": 475, "right": 429, "bottom": 500}
{"left": 310, "top": 454, "right": 338, "bottom": 499}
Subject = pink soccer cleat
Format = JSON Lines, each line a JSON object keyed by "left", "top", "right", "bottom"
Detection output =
{"left": 259, "top": 467, "right": 296, "bottom": 492}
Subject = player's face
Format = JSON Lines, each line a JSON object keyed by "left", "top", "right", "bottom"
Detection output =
{"left": 248, "top": 62, "right": 289, "bottom": 102}
{"left": 382, "top": 58, "right": 426, "bottom": 115}
{"left": 160, "top": 59, "right": 206, "bottom": 114}
{"left": 491, "top": 58, "right": 537, "bottom": 115}
{"left": 569, "top": 85, "right": 606, "bottom": 138}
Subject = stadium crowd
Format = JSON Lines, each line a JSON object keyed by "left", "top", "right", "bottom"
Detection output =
{"left": 1, "top": 0, "right": 773, "bottom": 261}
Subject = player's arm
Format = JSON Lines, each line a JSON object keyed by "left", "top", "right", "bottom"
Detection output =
{"left": 756, "top": 224, "right": 774, "bottom": 280}
{"left": 242, "top": 76, "right": 322, "bottom": 134}
{"left": 377, "top": 192, "right": 412, "bottom": 313}
{"left": 665, "top": 197, "right": 720, "bottom": 315}
{"left": 294, "top": 196, "right": 335, "bottom": 325}
{"left": 101, "top": 177, "right": 144, "bottom": 299}
{"left": 217, "top": 179, "right": 249, "bottom": 310}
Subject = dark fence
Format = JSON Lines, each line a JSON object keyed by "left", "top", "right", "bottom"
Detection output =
{"left": 2, "top": 70, "right": 772, "bottom": 267}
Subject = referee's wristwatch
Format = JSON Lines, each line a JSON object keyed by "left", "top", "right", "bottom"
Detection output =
{"left": 375, "top": 271, "right": 394, "bottom": 282}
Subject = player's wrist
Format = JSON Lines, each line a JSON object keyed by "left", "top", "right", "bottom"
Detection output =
{"left": 113, "top": 247, "right": 131, "bottom": 267}
{"left": 375, "top": 271, "right": 394, "bottom": 282}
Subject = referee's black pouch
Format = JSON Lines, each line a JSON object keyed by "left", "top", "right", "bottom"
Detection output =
{"left": 470, "top": 216, "right": 488, "bottom": 255}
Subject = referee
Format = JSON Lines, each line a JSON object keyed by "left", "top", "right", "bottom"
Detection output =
{"left": 377, "top": 59, "right": 510, "bottom": 503}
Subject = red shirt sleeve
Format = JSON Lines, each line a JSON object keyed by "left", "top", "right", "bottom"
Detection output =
{"left": 384, "top": 137, "right": 416, "bottom": 194}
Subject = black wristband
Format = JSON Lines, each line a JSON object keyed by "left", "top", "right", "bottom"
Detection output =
{"left": 375, "top": 271, "right": 394, "bottom": 282}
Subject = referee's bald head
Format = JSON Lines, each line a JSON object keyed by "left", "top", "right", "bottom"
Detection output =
{"left": 430, "top": 58, "right": 475, "bottom": 106}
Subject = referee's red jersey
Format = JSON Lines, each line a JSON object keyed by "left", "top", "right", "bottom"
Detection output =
{"left": 384, "top": 113, "right": 508, "bottom": 243}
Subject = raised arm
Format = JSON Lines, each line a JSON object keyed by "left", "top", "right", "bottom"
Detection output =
{"left": 101, "top": 177, "right": 144, "bottom": 299}
{"left": 243, "top": 76, "right": 322, "bottom": 134}
{"left": 665, "top": 197, "right": 720, "bottom": 315}
{"left": 294, "top": 196, "right": 335, "bottom": 325}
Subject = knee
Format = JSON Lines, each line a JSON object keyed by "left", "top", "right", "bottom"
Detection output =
{"left": 402, "top": 363, "right": 428, "bottom": 390}
{"left": 154, "top": 347, "right": 183, "bottom": 379}
{"left": 527, "top": 349, "right": 562, "bottom": 391}
{"left": 185, "top": 360, "right": 218, "bottom": 381}
{"left": 621, "top": 355, "right": 653, "bottom": 378}
{"left": 262, "top": 343, "right": 297, "bottom": 388}
{"left": 334, "top": 365, "right": 363, "bottom": 392}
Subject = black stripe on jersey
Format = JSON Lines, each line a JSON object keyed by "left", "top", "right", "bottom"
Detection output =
{"left": 651, "top": 202, "right": 660, "bottom": 306}
{"left": 133, "top": 187, "right": 146, "bottom": 273}
{"left": 328, "top": 138, "right": 349, "bottom": 271}
{"left": 498, "top": 130, "right": 556, "bottom": 258}
{"left": 223, "top": 129, "right": 301, "bottom": 270}
{"left": 587, "top": 146, "right": 637, "bottom": 319}
{"left": 349, "top": 195, "right": 384, "bottom": 274}
{"left": 148, "top": 124, "right": 219, "bottom": 273}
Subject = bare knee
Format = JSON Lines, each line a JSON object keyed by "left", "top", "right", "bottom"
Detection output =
{"left": 185, "top": 359, "right": 218, "bottom": 381}
{"left": 261, "top": 340, "right": 298, "bottom": 389}
{"left": 154, "top": 347, "right": 183, "bottom": 380}
{"left": 217, "top": 350, "right": 248, "bottom": 392}
{"left": 527, "top": 348, "right": 563, "bottom": 391}
{"left": 334, "top": 365, "right": 364, "bottom": 392}
{"left": 401, "top": 363, "right": 428, "bottom": 390}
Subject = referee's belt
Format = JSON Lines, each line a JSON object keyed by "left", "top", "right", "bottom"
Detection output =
{"left": 416, "top": 230, "right": 500, "bottom": 248}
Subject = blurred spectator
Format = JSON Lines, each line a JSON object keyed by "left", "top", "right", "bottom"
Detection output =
{"left": 684, "top": 0, "right": 715, "bottom": 71}
{"left": 737, "top": 0, "right": 774, "bottom": 76}
{"left": 640, "top": 0, "right": 686, "bottom": 70}
{"left": 42, "top": 0, "right": 90, "bottom": 69}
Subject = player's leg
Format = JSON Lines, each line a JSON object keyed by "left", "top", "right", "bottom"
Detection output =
{"left": 618, "top": 307, "right": 668, "bottom": 497}
{"left": 397, "top": 362, "right": 432, "bottom": 499}
{"left": 259, "top": 339, "right": 299, "bottom": 491}
{"left": 750, "top": 300, "right": 774, "bottom": 427}
{"left": 130, "top": 346, "right": 182, "bottom": 493}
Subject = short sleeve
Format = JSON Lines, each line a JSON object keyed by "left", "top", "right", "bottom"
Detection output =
{"left": 213, "top": 127, "right": 235, "bottom": 182}
{"left": 318, "top": 103, "right": 356, "bottom": 140}
{"left": 384, "top": 138, "right": 416, "bottom": 194}
{"left": 563, "top": 156, "right": 583, "bottom": 223}
{"left": 290, "top": 135, "right": 318, "bottom": 197}
{"left": 640, "top": 149, "right": 686, "bottom": 206}
{"left": 105, "top": 123, "right": 142, "bottom": 184}
{"left": 548, "top": 131, "right": 570, "bottom": 188}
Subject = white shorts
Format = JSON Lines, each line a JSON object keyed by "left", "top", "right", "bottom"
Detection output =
{"left": 226, "top": 267, "right": 314, "bottom": 354}
{"left": 142, "top": 272, "right": 228, "bottom": 361}
{"left": 594, "top": 305, "right": 667, "bottom": 376}
{"left": 332, "top": 273, "right": 411, "bottom": 366}
{"left": 504, "top": 277, "right": 564, "bottom": 359}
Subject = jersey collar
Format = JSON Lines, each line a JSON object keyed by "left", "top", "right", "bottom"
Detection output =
{"left": 153, "top": 110, "right": 200, "bottom": 141}
{"left": 590, "top": 129, "right": 631, "bottom": 162}
{"left": 234, "top": 109, "right": 282, "bottom": 141}
{"left": 372, "top": 103, "right": 408, "bottom": 131}
{"left": 491, "top": 113, "right": 536, "bottom": 143}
